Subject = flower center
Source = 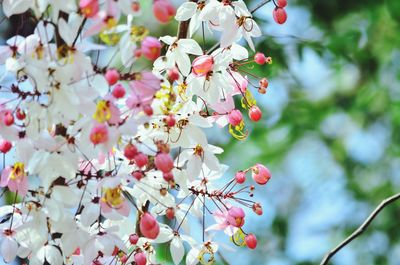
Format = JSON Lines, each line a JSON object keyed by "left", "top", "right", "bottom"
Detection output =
{"left": 93, "top": 100, "right": 111, "bottom": 123}
{"left": 10, "top": 162, "right": 25, "bottom": 180}
{"left": 102, "top": 186, "right": 124, "bottom": 208}
{"left": 194, "top": 144, "right": 204, "bottom": 157}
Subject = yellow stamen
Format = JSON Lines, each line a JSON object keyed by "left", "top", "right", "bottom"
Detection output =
{"left": 93, "top": 100, "right": 111, "bottom": 123}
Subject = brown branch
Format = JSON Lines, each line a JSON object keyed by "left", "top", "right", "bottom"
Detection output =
{"left": 177, "top": 0, "right": 198, "bottom": 39}
{"left": 320, "top": 192, "right": 400, "bottom": 265}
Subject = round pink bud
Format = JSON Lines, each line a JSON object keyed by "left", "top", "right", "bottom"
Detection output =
{"left": 90, "top": 124, "right": 108, "bottom": 145}
{"left": 143, "top": 105, "right": 153, "bottom": 116}
{"left": 16, "top": 108, "right": 25, "bottom": 120}
{"left": 164, "top": 114, "right": 176, "bottom": 127}
{"left": 131, "top": 2, "right": 141, "bottom": 12}
{"left": 166, "top": 207, "right": 175, "bottom": 220}
{"left": 134, "top": 49, "right": 142, "bottom": 58}
{"left": 227, "top": 206, "right": 245, "bottom": 228}
{"left": 163, "top": 172, "right": 174, "bottom": 182}
{"left": 120, "top": 255, "right": 128, "bottom": 264}
{"left": 254, "top": 52, "right": 267, "bottom": 65}
{"left": 259, "top": 78, "right": 269, "bottom": 89}
{"left": 167, "top": 68, "right": 180, "bottom": 82}
{"left": 228, "top": 110, "right": 243, "bottom": 127}
{"left": 3, "top": 111, "right": 14, "bottom": 126}
{"left": 134, "top": 252, "right": 147, "bottom": 265}
{"left": 134, "top": 153, "right": 148, "bottom": 168}
{"left": 124, "top": 143, "right": 138, "bottom": 160}
{"left": 129, "top": 234, "right": 139, "bottom": 245}
{"left": 0, "top": 139, "right": 12, "bottom": 153}
{"left": 277, "top": 0, "right": 287, "bottom": 8}
{"left": 192, "top": 55, "right": 214, "bottom": 77}
{"left": 141, "top": 37, "right": 161, "bottom": 61}
{"left": 245, "top": 233, "right": 257, "bottom": 249}
{"left": 153, "top": 0, "right": 176, "bottom": 24}
{"left": 140, "top": 212, "right": 160, "bottom": 239}
{"left": 79, "top": 0, "right": 99, "bottom": 18}
{"left": 105, "top": 69, "right": 120, "bottom": 85}
{"left": 112, "top": 84, "right": 125, "bottom": 99}
{"left": 273, "top": 7, "right": 287, "bottom": 24}
{"left": 252, "top": 203, "right": 263, "bottom": 215}
{"left": 154, "top": 153, "right": 174, "bottom": 173}
{"left": 132, "top": 171, "right": 144, "bottom": 181}
{"left": 235, "top": 171, "right": 246, "bottom": 184}
{"left": 252, "top": 164, "right": 271, "bottom": 185}
{"left": 248, "top": 106, "right": 262, "bottom": 122}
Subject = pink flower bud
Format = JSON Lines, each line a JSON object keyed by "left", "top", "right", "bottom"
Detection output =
{"left": 228, "top": 110, "right": 243, "bottom": 126}
{"left": 90, "top": 124, "right": 109, "bottom": 145}
{"left": 140, "top": 212, "right": 160, "bottom": 239}
{"left": 112, "top": 84, "right": 125, "bottom": 98}
{"left": 141, "top": 37, "right": 161, "bottom": 61}
{"left": 129, "top": 234, "right": 139, "bottom": 245}
{"left": 124, "top": 143, "right": 138, "bottom": 160}
{"left": 273, "top": 7, "right": 287, "bottom": 24}
{"left": 192, "top": 55, "right": 214, "bottom": 77}
{"left": 166, "top": 207, "right": 175, "bottom": 220}
{"left": 105, "top": 69, "right": 120, "bottom": 85}
{"left": 16, "top": 108, "right": 25, "bottom": 120}
{"left": 277, "top": 0, "right": 287, "bottom": 8}
{"left": 80, "top": 0, "right": 99, "bottom": 18}
{"left": 2, "top": 111, "right": 14, "bottom": 126}
{"left": 0, "top": 139, "right": 12, "bottom": 153}
{"left": 154, "top": 153, "right": 174, "bottom": 173}
{"left": 245, "top": 233, "right": 257, "bottom": 249}
{"left": 248, "top": 106, "right": 262, "bottom": 122}
{"left": 134, "top": 49, "right": 142, "bottom": 58}
{"left": 163, "top": 172, "right": 174, "bottom": 182}
{"left": 227, "top": 206, "right": 245, "bottom": 228}
{"left": 134, "top": 252, "right": 147, "bottom": 265}
{"left": 164, "top": 114, "right": 176, "bottom": 127}
{"left": 134, "top": 153, "right": 148, "bottom": 168}
{"left": 132, "top": 171, "right": 144, "bottom": 181}
{"left": 153, "top": 0, "right": 176, "bottom": 24}
{"left": 131, "top": 2, "right": 141, "bottom": 12}
{"left": 252, "top": 202, "right": 263, "bottom": 215}
{"left": 120, "top": 255, "right": 128, "bottom": 264}
{"left": 235, "top": 171, "right": 246, "bottom": 184}
{"left": 251, "top": 164, "right": 271, "bottom": 185}
{"left": 259, "top": 78, "right": 268, "bottom": 88}
{"left": 143, "top": 105, "right": 153, "bottom": 116}
{"left": 254, "top": 52, "right": 266, "bottom": 65}
{"left": 167, "top": 68, "right": 180, "bottom": 82}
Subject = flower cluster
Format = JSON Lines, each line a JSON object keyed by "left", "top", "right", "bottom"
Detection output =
{"left": 0, "top": 0, "right": 286, "bottom": 264}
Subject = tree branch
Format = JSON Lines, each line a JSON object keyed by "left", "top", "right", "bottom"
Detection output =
{"left": 320, "top": 192, "right": 400, "bottom": 265}
{"left": 251, "top": 0, "right": 272, "bottom": 14}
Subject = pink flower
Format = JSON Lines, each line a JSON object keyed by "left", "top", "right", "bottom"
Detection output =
{"left": 0, "top": 162, "right": 28, "bottom": 196}
{"left": 100, "top": 184, "right": 130, "bottom": 217}
{"left": 153, "top": 0, "right": 176, "bottom": 24}
{"left": 228, "top": 71, "right": 248, "bottom": 93}
{"left": 79, "top": 0, "right": 99, "bottom": 18}
{"left": 228, "top": 110, "right": 243, "bottom": 126}
{"left": 251, "top": 164, "right": 271, "bottom": 185}
{"left": 90, "top": 124, "right": 109, "bottom": 145}
{"left": 140, "top": 212, "right": 160, "bottom": 239}
{"left": 192, "top": 55, "right": 214, "bottom": 77}
{"left": 126, "top": 72, "right": 161, "bottom": 109}
{"left": 226, "top": 206, "right": 245, "bottom": 228}
{"left": 141, "top": 37, "right": 161, "bottom": 61}
{"left": 154, "top": 153, "right": 174, "bottom": 173}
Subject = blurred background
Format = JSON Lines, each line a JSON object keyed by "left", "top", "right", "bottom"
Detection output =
{"left": 1, "top": 0, "right": 400, "bottom": 264}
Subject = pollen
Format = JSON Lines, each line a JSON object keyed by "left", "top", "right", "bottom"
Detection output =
{"left": 93, "top": 100, "right": 111, "bottom": 123}
{"left": 102, "top": 186, "right": 124, "bottom": 208}
{"left": 10, "top": 162, "right": 25, "bottom": 180}
{"left": 194, "top": 144, "right": 204, "bottom": 157}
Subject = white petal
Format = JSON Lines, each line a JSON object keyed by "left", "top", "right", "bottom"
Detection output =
{"left": 160, "top": 35, "right": 177, "bottom": 45}
{"left": 175, "top": 51, "right": 191, "bottom": 77}
{"left": 186, "top": 247, "right": 200, "bottom": 265}
{"left": 170, "top": 236, "right": 184, "bottom": 265}
{"left": 44, "top": 245, "right": 63, "bottom": 265}
{"left": 1, "top": 236, "right": 18, "bottom": 263}
{"left": 3, "top": 0, "right": 33, "bottom": 17}
{"left": 178, "top": 39, "right": 203, "bottom": 55}
{"left": 175, "top": 2, "right": 197, "bottom": 21}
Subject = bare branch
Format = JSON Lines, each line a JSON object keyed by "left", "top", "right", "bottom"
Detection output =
{"left": 320, "top": 192, "right": 400, "bottom": 265}
{"left": 251, "top": 0, "right": 273, "bottom": 14}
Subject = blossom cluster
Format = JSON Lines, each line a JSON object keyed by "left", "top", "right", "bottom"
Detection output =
{"left": 0, "top": 0, "right": 286, "bottom": 264}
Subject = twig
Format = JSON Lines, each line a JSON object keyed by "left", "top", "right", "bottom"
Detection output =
{"left": 320, "top": 192, "right": 400, "bottom": 265}
{"left": 251, "top": 0, "right": 272, "bottom": 14}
